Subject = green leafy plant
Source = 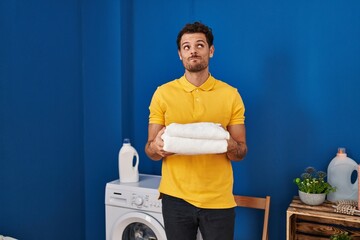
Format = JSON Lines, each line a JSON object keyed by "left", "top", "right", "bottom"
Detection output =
{"left": 294, "top": 167, "right": 336, "bottom": 194}
{"left": 330, "top": 232, "right": 352, "bottom": 240}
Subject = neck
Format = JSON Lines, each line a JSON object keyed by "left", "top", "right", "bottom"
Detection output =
{"left": 184, "top": 69, "right": 210, "bottom": 87}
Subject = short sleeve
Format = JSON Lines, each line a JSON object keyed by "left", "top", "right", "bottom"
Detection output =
{"left": 228, "top": 89, "right": 245, "bottom": 125}
{"left": 148, "top": 87, "right": 165, "bottom": 125}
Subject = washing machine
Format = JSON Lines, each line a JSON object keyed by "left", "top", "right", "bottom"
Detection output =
{"left": 105, "top": 174, "right": 165, "bottom": 240}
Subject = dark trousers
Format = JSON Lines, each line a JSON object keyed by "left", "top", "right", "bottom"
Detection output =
{"left": 161, "top": 194, "right": 235, "bottom": 240}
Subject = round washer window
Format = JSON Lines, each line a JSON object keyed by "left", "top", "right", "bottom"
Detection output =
{"left": 122, "top": 222, "right": 157, "bottom": 240}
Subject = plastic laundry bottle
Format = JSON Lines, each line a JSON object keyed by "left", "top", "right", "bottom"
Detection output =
{"left": 119, "top": 138, "right": 139, "bottom": 183}
{"left": 327, "top": 147, "right": 358, "bottom": 202}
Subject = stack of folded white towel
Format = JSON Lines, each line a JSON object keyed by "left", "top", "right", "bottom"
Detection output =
{"left": 161, "top": 122, "right": 230, "bottom": 155}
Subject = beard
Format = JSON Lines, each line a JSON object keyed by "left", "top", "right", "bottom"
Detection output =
{"left": 183, "top": 59, "right": 209, "bottom": 73}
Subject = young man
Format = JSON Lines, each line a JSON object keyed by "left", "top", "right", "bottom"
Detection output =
{"left": 145, "top": 22, "right": 247, "bottom": 240}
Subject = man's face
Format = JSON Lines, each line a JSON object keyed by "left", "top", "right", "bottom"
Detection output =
{"left": 178, "top": 33, "right": 214, "bottom": 73}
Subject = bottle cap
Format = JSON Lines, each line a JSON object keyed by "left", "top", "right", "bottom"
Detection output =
{"left": 123, "top": 138, "right": 131, "bottom": 144}
{"left": 338, "top": 147, "right": 346, "bottom": 154}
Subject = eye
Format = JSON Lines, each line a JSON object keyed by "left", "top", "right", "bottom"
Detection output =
{"left": 197, "top": 44, "right": 204, "bottom": 49}
{"left": 183, "top": 45, "right": 190, "bottom": 50}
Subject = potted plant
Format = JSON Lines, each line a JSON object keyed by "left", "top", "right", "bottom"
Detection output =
{"left": 294, "top": 166, "right": 336, "bottom": 205}
{"left": 330, "top": 232, "right": 352, "bottom": 240}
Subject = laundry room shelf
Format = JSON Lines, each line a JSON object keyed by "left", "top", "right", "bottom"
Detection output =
{"left": 286, "top": 196, "right": 360, "bottom": 240}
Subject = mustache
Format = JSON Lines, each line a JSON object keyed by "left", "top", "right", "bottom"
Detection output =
{"left": 189, "top": 55, "right": 200, "bottom": 60}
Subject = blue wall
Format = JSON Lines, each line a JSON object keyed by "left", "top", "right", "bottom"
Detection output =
{"left": 82, "top": 0, "right": 122, "bottom": 239}
{"left": 1, "top": 0, "right": 360, "bottom": 240}
{"left": 0, "top": 0, "right": 84, "bottom": 239}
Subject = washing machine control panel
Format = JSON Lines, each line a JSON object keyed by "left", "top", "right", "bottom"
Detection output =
{"left": 131, "top": 193, "right": 162, "bottom": 212}
{"left": 107, "top": 189, "right": 162, "bottom": 212}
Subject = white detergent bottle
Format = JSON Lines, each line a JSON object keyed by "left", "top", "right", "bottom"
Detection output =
{"left": 119, "top": 138, "right": 139, "bottom": 183}
{"left": 327, "top": 147, "right": 358, "bottom": 202}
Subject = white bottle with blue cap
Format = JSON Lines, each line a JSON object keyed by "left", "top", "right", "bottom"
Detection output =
{"left": 327, "top": 147, "right": 358, "bottom": 202}
{"left": 118, "top": 138, "right": 139, "bottom": 183}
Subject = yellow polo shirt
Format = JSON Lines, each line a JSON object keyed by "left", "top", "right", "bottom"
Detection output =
{"left": 148, "top": 75, "right": 245, "bottom": 208}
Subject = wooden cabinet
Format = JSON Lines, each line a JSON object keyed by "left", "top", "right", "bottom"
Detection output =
{"left": 286, "top": 197, "right": 360, "bottom": 240}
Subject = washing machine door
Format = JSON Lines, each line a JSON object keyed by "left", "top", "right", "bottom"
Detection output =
{"left": 111, "top": 211, "right": 166, "bottom": 240}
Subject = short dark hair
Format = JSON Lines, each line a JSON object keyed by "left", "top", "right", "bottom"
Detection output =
{"left": 176, "top": 22, "right": 214, "bottom": 50}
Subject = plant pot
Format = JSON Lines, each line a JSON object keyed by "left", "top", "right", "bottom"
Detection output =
{"left": 298, "top": 190, "right": 326, "bottom": 206}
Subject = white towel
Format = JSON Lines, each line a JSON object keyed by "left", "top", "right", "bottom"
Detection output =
{"left": 161, "top": 122, "right": 229, "bottom": 155}
{"left": 162, "top": 135, "right": 228, "bottom": 155}
{"left": 164, "top": 122, "right": 230, "bottom": 140}
{"left": 0, "top": 236, "right": 18, "bottom": 240}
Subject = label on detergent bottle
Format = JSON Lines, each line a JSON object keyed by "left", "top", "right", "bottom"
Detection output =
{"left": 327, "top": 147, "right": 358, "bottom": 202}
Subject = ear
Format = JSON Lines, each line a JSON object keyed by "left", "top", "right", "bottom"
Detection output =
{"left": 178, "top": 50, "right": 182, "bottom": 60}
{"left": 210, "top": 45, "right": 215, "bottom": 58}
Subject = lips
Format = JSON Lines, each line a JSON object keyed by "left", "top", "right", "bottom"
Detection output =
{"left": 189, "top": 56, "right": 200, "bottom": 61}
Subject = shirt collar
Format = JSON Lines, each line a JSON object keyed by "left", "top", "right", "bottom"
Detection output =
{"left": 179, "top": 74, "right": 216, "bottom": 92}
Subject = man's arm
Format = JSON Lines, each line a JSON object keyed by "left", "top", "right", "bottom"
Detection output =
{"left": 226, "top": 124, "right": 247, "bottom": 161}
{"left": 145, "top": 123, "right": 173, "bottom": 161}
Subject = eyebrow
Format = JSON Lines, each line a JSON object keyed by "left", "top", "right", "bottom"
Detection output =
{"left": 196, "top": 40, "right": 206, "bottom": 43}
{"left": 181, "top": 39, "right": 206, "bottom": 46}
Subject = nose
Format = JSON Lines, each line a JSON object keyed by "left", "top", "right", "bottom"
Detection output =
{"left": 190, "top": 45, "right": 197, "bottom": 54}
{"left": 190, "top": 45, "right": 198, "bottom": 55}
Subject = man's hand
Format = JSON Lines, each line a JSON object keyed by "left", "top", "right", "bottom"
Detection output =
{"left": 145, "top": 124, "right": 174, "bottom": 160}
